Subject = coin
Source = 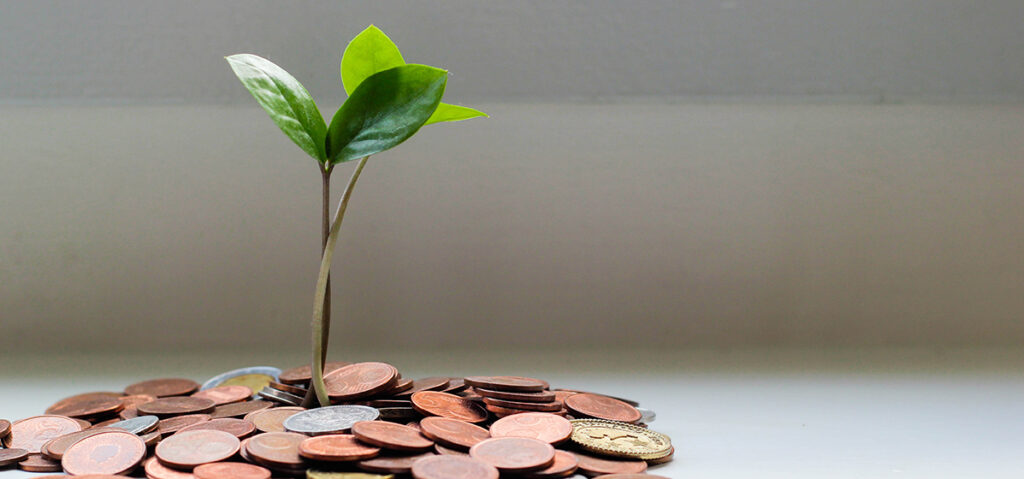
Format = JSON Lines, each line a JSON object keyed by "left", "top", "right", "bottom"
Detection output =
{"left": 278, "top": 361, "right": 350, "bottom": 385}
{"left": 299, "top": 434, "right": 381, "bottom": 461}
{"left": 144, "top": 455, "right": 196, "bottom": 479}
{"left": 62, "top": 429, "right": 146, "bottom": 475}
{"left": 257, "top": 386, "right": 304, "bottom": 406}
{"left": 418, "top": 417, "right": 490, "bottom": 450}
{"left": 464, "top": 376, "right": 548, "bottom": 392}
{"left": 193, "top": 461, "right": 271, "bottom": 479}
{"left": 138, "top": 397, "right": 216, "bottom": 417}
{"left": 44, "top": 394, "right": 124, "bottom": 419}
{"left": 522, "top": 449, "right": 578, "bottom": 478}
{"left": 284, "top": 405, "right": 380, "bottom": 435}
{"left": 0, "top": 419, "right": 10, "bottom": 438}
{"left": 210, "top": 399, "right": 274, "bottom": 419}
{"left": 268, "top": 381, "right": 309, "bottom": 396}
{"left": 569, "top": 419, "right": 671, "bottom": 460}
{"left": 201, "top": 366, "right": 282, "bottom": 394}
{"left": 646, "top": 445, "right": 674, "bottom": 465}
{"left": 324, "top": 362, "right": 399, "bottom": 401}
{"left": 473, "top": 387, "right": 556, "bottom": 403}
{"left": 4, "top": 415, "right": 83, "bottom": 452}
{"left": 411, "top": 391, "right": 488, "bottom": 423}
{"left": 126, "top": 378, "right": 200, "bottom": 398}
{"left": 357, "top": 451, "right": 435, "bottom": 474}
{"left": 434, "top": 443, "right": 470, "bottom": 456}
{"left": 103, "top": 415, "right": 160, "bottom": 434}
{"left": 40, "top": 427, "right": 116, "bottom": 460}
{"left": 393, "top": 377, "right": 450, "bottom": 398}
{"left": 192, "top": 385, "right": 253, "bottom": 405}
{"left": 141, "top": 430, "right": 162, "bottom": 447}
{"left": 571, "top": 451, "right": 648, "bottom": 476}
{"left": 376, "top": 407, "right": 420, "bottom": 421}
{"left": 0, "top": 448, "right": 29, "bottom": 467}
{"left": 469, "top": 437, "right": 555, "bottom": 473}
{"left": 489, "top": 412, "right": 573, "bottom": 445}
{"left": 410, "top": 454, "right": 499, "bottom": 479}
{"left": 485, "top": 403, "right": 566, "bottom": 418}
{"left": 442, "top": 378, "right": 469, "bottom": 394}
{"left": 352, "top": 420, "right": 433, "bottom": 452}
{"left": 158, "top": 414, "right": 211, "bottom": 436}
{"left": 240, "top": 406, "right": 299, "bottom": 433}
{"left": 156, "top": 429, "right": 240, "bottom": 469}
{"left": 177, "top": 417, "right": 256, "bottom": 438}
{"left": 18, "top": 453, "right": 62, "bottom": 472}
{"left": 481, "top": 397, "right": 563, "bottom": 412}
{"left": 635, "top": 407, "right": 656, "bottom": 423}
{"left": 554, "top": 389, "right": 640, "bottom": 407}
{"left": 244, "top": 432, "right": 307, "bottom": 468}
{"left": 563, "top": 393, "right": 642, "bottom": 423}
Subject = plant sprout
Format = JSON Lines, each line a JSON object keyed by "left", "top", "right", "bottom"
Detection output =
{"left": 227, "top": 25, "right": 486, "bottom": 407}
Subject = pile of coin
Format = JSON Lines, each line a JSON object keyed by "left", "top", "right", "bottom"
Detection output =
{"left": 0, "top": 361, "right": 672, "bottom": 478}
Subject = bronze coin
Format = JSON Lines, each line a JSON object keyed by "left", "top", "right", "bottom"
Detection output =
{"left": 156, "top": 429, "right": 240, "bottom": 469}
{"left": 5, "top": 415, "right": 83, "bottom": 453}
{"left": 572, "top": 451, "right": 648, "bottom": 476}
{"left": 268, "top": 381, "right": 308, "bottom": 396}
{"left": 277, "top": 361, "right": 351, "bottom": 385}
{"left": 18, "top": 453, "right": 62, "bottom": 472}
{"left": 554, "top": 389, "right": 640, "bottom": 407}
{"left": 419, "top": 417, "right": 490, "bottom": 450}
{"left": 411, "top": 391, "right": 488, "bottom": 423}
{"left": 0, "top": 419, "right": 10, "bottom": 438}
{"left": 210, "top": 399, "right": 274, "bottom": 419}
{"left": 0, "top": 448, "right": 29, "bottom": 467}
{"left": 474, "top": 387, "right": 556, "bottom": 403}
{"left": 120, "top": 393, "right": 157, "bottom": 408}
{"left": 411, "top": 454, "right": 499, "bottom": 479}
{"left": 191, "top": 385, "right": 253, "bottom": 406}
{"left": 44, "top": 395, "right": 124, "bottom": 419}
{"left": 141, "top": 430, "right": 163, "bottom": 447}
{"left": 443, "top": 378, "right": 469, "bottom": 394}
{"left": 176, "top": 417, "right": 256, "bottom": 438}
{"left": 244, "top": 406, "right": 304, "bottom": 433}
{"left": 91, "top": 417, "right": 122, "bottom": 428}
{"left": 62, "top": 430, "right": 146, "bottom": 476}
{"left": 351, "top": 420, "right": 433, "bottom": 451}
{"left": 394, "top": 377, "right": 451, "bottom": 398}
{"left": 523, "top": 450, "right": 579, "bottom": 478}
{"left": 125, "top": 378, "right": 200, "bottom": 398}
{"left": 244, "top": 431, "right": 307, "bottom": 467}
{"left": 144, "top": 455, "right": 197, "bottom": 479}
{"left": 357, "top": 451, "right": 435, "bottom": 474}
{"left": 139, "top": 397, "right": 216, "bottom": 417}
{"left": 40, "top": 427, "right": 117, "bottom": 460}
{"left": 383, "top": 377, "right": 415, "bottom": 395}
{"left": 482, "top": 397, "right": 563, "bottom": 412}
{"left": 593, "top": 475, "right": 670, "bottom": 479}
{"left": 158, "top": 414, "right": 211, "bottom": 436}
{"left": 489, "top": 412, "right": 573, "bottom": 445}
{"left": 469, "top": 437, "right": 555, "bottom": 473}
{"left": 464, "top": 376, "right": 548, "bottom": 392}
{"left": 324, "top": 362, "right": 399, "bottom": 401}
{"left": 299, "top": 434, "right": 380, "bottom": 461}
{"left": 193, "top": 461, "right": 271, "bottom": 479}
{"left": 119, "top": 406, "right": 140, "bottom": 420}
{"left": 435, "top": 443, "right": 470, "bottom": 456}
{"left": 485, "top": 404, "right": 558, "bottom": 418}
{"left": 563, "top": 393, "right": 642, "bottom": 423}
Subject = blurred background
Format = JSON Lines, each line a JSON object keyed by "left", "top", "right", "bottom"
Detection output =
{"left": 2, "top": 0, "right": 1023, "bottom": 355}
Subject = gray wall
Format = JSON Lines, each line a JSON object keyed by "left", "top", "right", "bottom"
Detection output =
{"left": 1, "top": 1, "right": 1022, "bottom": 352}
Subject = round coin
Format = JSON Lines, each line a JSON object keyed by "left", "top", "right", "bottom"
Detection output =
{"left": 0, "top": 448, "right": 29, "bottom": 467}
{"left": 244, "top": 406, "right": 304, "bottom": 433}
{"left": 177, "top": 417, "right": 256, "bottom": 438}
{"left": 125, "top": 378, "right": 200, "bottom": 398}
{"left": 411, "top": 454, "right": 499, "bottom": 479}
{"left": 411, "top": 391, "right": 488, "bottom": 423}
{"left": 210, "top": 400, "right": 274, "bottom": 419}
{"left": 469, "top": 437, "right": 555, "bottom": 473}
{"left": 324, "top": 362, "right": 399, "bottom": 401}
{"left": 394, "top": 377, "right": 451, "bottom": 397}
{"left": 18, "top": 453, "right": 62, "bottom": 472}
{"left": 5, "top": 415, "right": 83, "bottom": 453}
{"left": 352, "top": 420, "right": 433, "bottom": 451}
{"left": 244, "top": 432, "right": 307, "bottom": 468}
{"left": 40, "top": 427, "right": 117, "bottom": 460}
{"left": 0, "top": 419, "right": 10, "bottom": 438}
{"left": 419, "top": 417, "right": 490, "bottom": 450}
{"left": 139, "top": 397, "right": 216, "bottom": 417}
{"left": 144, "top": 456, "right": 196, "bottom": 479}
{"left": 523, "top": 449, "right": 579, "bottom": 478}
{"left": 474, "top": 387, "right": 556, "bottom": 403}
{"left": 482, "top": 397, "right": 563, "bottom": 412}
{"left": 490, "top": 412, "right": 573, "bottom": 444}
{"left": 44, "top": 394, "right": 124, "bottom": 419}
{"left": 158, "top": 414, "right": 211, "bottom": 436}
{"left": 298, "top": 434, "right": 380, "bottom": 461}
{"left": 283, "top": 405, "right": 379, "bottom": 435}
{"left": 193, "top": 461, "right": 271, "bottom": 479}
{"left": 278, "top": 361, "right": 350, "bottom": 385}
{"left": 192, "top": 385, "right": 253, "bottom": 405}
{"left": 464, "top": 376, "right": 548, "bottom": 392}
{"left": 572, "top": 451, "right": 647, "bottom": 476}
{"left": 201, "top": 366, "right": 282, "bottom": 394}
{"left": 104, "top": 415, "right": 160, "bottom": 434}
{"left": 156, "top": 429, "right": 240, "bottom": 469}
{"left": 569, "top": 419, "right": 671, "bottom": 460}
{"left": 62, "top": 430, "right": 146, "bottom": 476}
{"left": 593, "top": 475, "right": 670, "bottom": 479}
{"left": 357, "top": 451, "right": 436, "bottom": 474}
{"left": 564, "top": 393, "right": 642, "bottom": 423}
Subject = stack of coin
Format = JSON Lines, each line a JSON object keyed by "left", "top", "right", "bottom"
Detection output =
{"left": 465, "top": 376, "right": 567, "bottom": 417}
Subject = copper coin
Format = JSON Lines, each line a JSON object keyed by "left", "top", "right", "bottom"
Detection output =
{"left": 210, "top": 399, "right": 274, "bottom": 419}
{"left": 277, "top": 361, "right": 351, "bottom": 385}
{"left": 125, "top": 378, "right": 200, "bottom": 398}
{"left": 485, "top": 404, "right": 562, "bottom": 418}
{"left": 443, "top": 378, "right": 469, "bottom": 394}
{"left": 156, "top": 429, "right": 240, "bottom": 469}
{"left": 141, "top": 430, "right": 163, "bottom": 447}
{"left": 91, "top": 417, "right": 122, "bottom": 428}
{"left": 594, "top": 475, "right": 670, "bottom": 479}
{"left": 482, "top": 397, "right": 563, "bottom": 412}
{"left": 0, "top": 419, "right": 10, "bottom": 438}
{"left": 40, "top": 427, "right": 117, "bottom": 460}
{"left": 411, "top": 454, "right": 499, "bottom": 479}
{"left": 44, "top": 395, "right": 124, "bottom": 419}
{"left": 298, "top": 434, "right": 380, "bottom": 461}
{"left": 394, "top": 377, "right": 451, "bottom": 398}
{"left": 357, "top": 451, "right": 436, "bottom": 474}
{"left": 193, "top": 461, "right": 271, "bottom": 479}
{"left": 244, "top": 406, "right": 304, "bottom": 433}
{"left": 18, "top": 453, "right": 62, "bottom": 472}
{"left": 435, "top": 443, "right": 470, "bottom": 456}
{"left": 352, "top": 420, "right": 433, "bottom": 451}
{"left": 62, "top": 429, "right": 146, "bottom": 475}
{"left": 158, "top": 414, "right": 211, "bottom": 436}
{"left": 5, "top": 415, "right": 83, "bottom": 452}
{"left": 191, "top": 385, "right": 253, "bottom": 406}
{"left": 0, "top": 448, "right": 29, "bottom": 467}
{"left": 419, "top": 417, "right": 490, "bottom": 450}
{"left": 489, "top": 412, "right": 573, "bottom": 444}
{"left": 120, "top": 393, "right": 157, "bottom": 408}
{"left": 572, "top": 451, "right": 647, "bottom": 476}
{"left": 119, "top": 406, "right": 140, "bottom": 420}
{"left": 139, "top": 397, "right": 216, "bottom": 417}
{"left": 323, "top": 362, "right": 399, "bottom": 401}
{"left": 384, "top": 377, "right": 415, "bottom": 395}
{"left": 474, "top": 387, "right": 556, "bottom": 403}
{"left": 411, "top": 391, "right": 488, "bottom": 423}
{"left": 244, "top": 432, "right": 307, "bottom": 467}
{"left": 144, "top": 456, "right": 197, "bottom": 479}
{"left": 177, "top": 417, "right": 256, "bottom": 438}
{"left": 469, "top": 437, "right": 555, "bottom": 473}
{"left": 564, "top": 393, "right": 642, "bottom": 423}
{"left": 524, "top": 450, "right": 579, "bottom": 478}
{"left": 464, "top": 376, "right": 548, "bottom": 392}
{"left": 268, "top": 381, "right": 308, "bottom": 396}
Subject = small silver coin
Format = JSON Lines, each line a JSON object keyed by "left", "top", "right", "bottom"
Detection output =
{"left": 257, "top": 387, "right": 303, "bottom": 406}
{"left": 105, "top": 415, "right": 160, "bottom": 434}
{"left": 200, "top": 366, "right": 282, "bottom": 393}
{"left": 283, "top": 405, "right": 380, "bottom": 436}
{"left": 636, "top": 407, "right": 656, "bottom": 423}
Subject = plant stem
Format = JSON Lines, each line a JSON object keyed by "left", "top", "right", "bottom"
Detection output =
{"left": 301, "top": 164, "right": 334, "bottom": 408}
{"left": 310, "top": 156, "right": 370, "bottom": 407}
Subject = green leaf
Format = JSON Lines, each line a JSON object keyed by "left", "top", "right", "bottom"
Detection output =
{"left": 425, "top": 103, "right": 489, "bottom": 125}
{"left": 226, "top": 54, "right": 327, "bottom": 163}
{"left": 326, "top": 64, "right": 447, "bottom": 165}
{"left": 341, "top": 25, "right": 406, "bottom": 96}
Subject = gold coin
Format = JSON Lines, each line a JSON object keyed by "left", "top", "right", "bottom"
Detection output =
{"left": 307, "top": 471, "right": 394, "bottom": 479}
{"left": 220, "top": 374, "right": 274, "bottom": 394}
{"left": 569, "top": 419, "right": 672, "bottom": 460}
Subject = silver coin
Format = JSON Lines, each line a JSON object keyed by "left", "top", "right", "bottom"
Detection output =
{"left": 283, "top": 405, "right": 380, "bottom": 436}
{"left": 636, "top": 407, "right": 656, "bottom": 423}
{"left": 200, "top": 366, "right": 282, "bottom": 391}
{"left": 257, "top": 386, "right": 303, "bottom": 406}
{"left": 105, "top": 415, "right": 159, "bottom": 434}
